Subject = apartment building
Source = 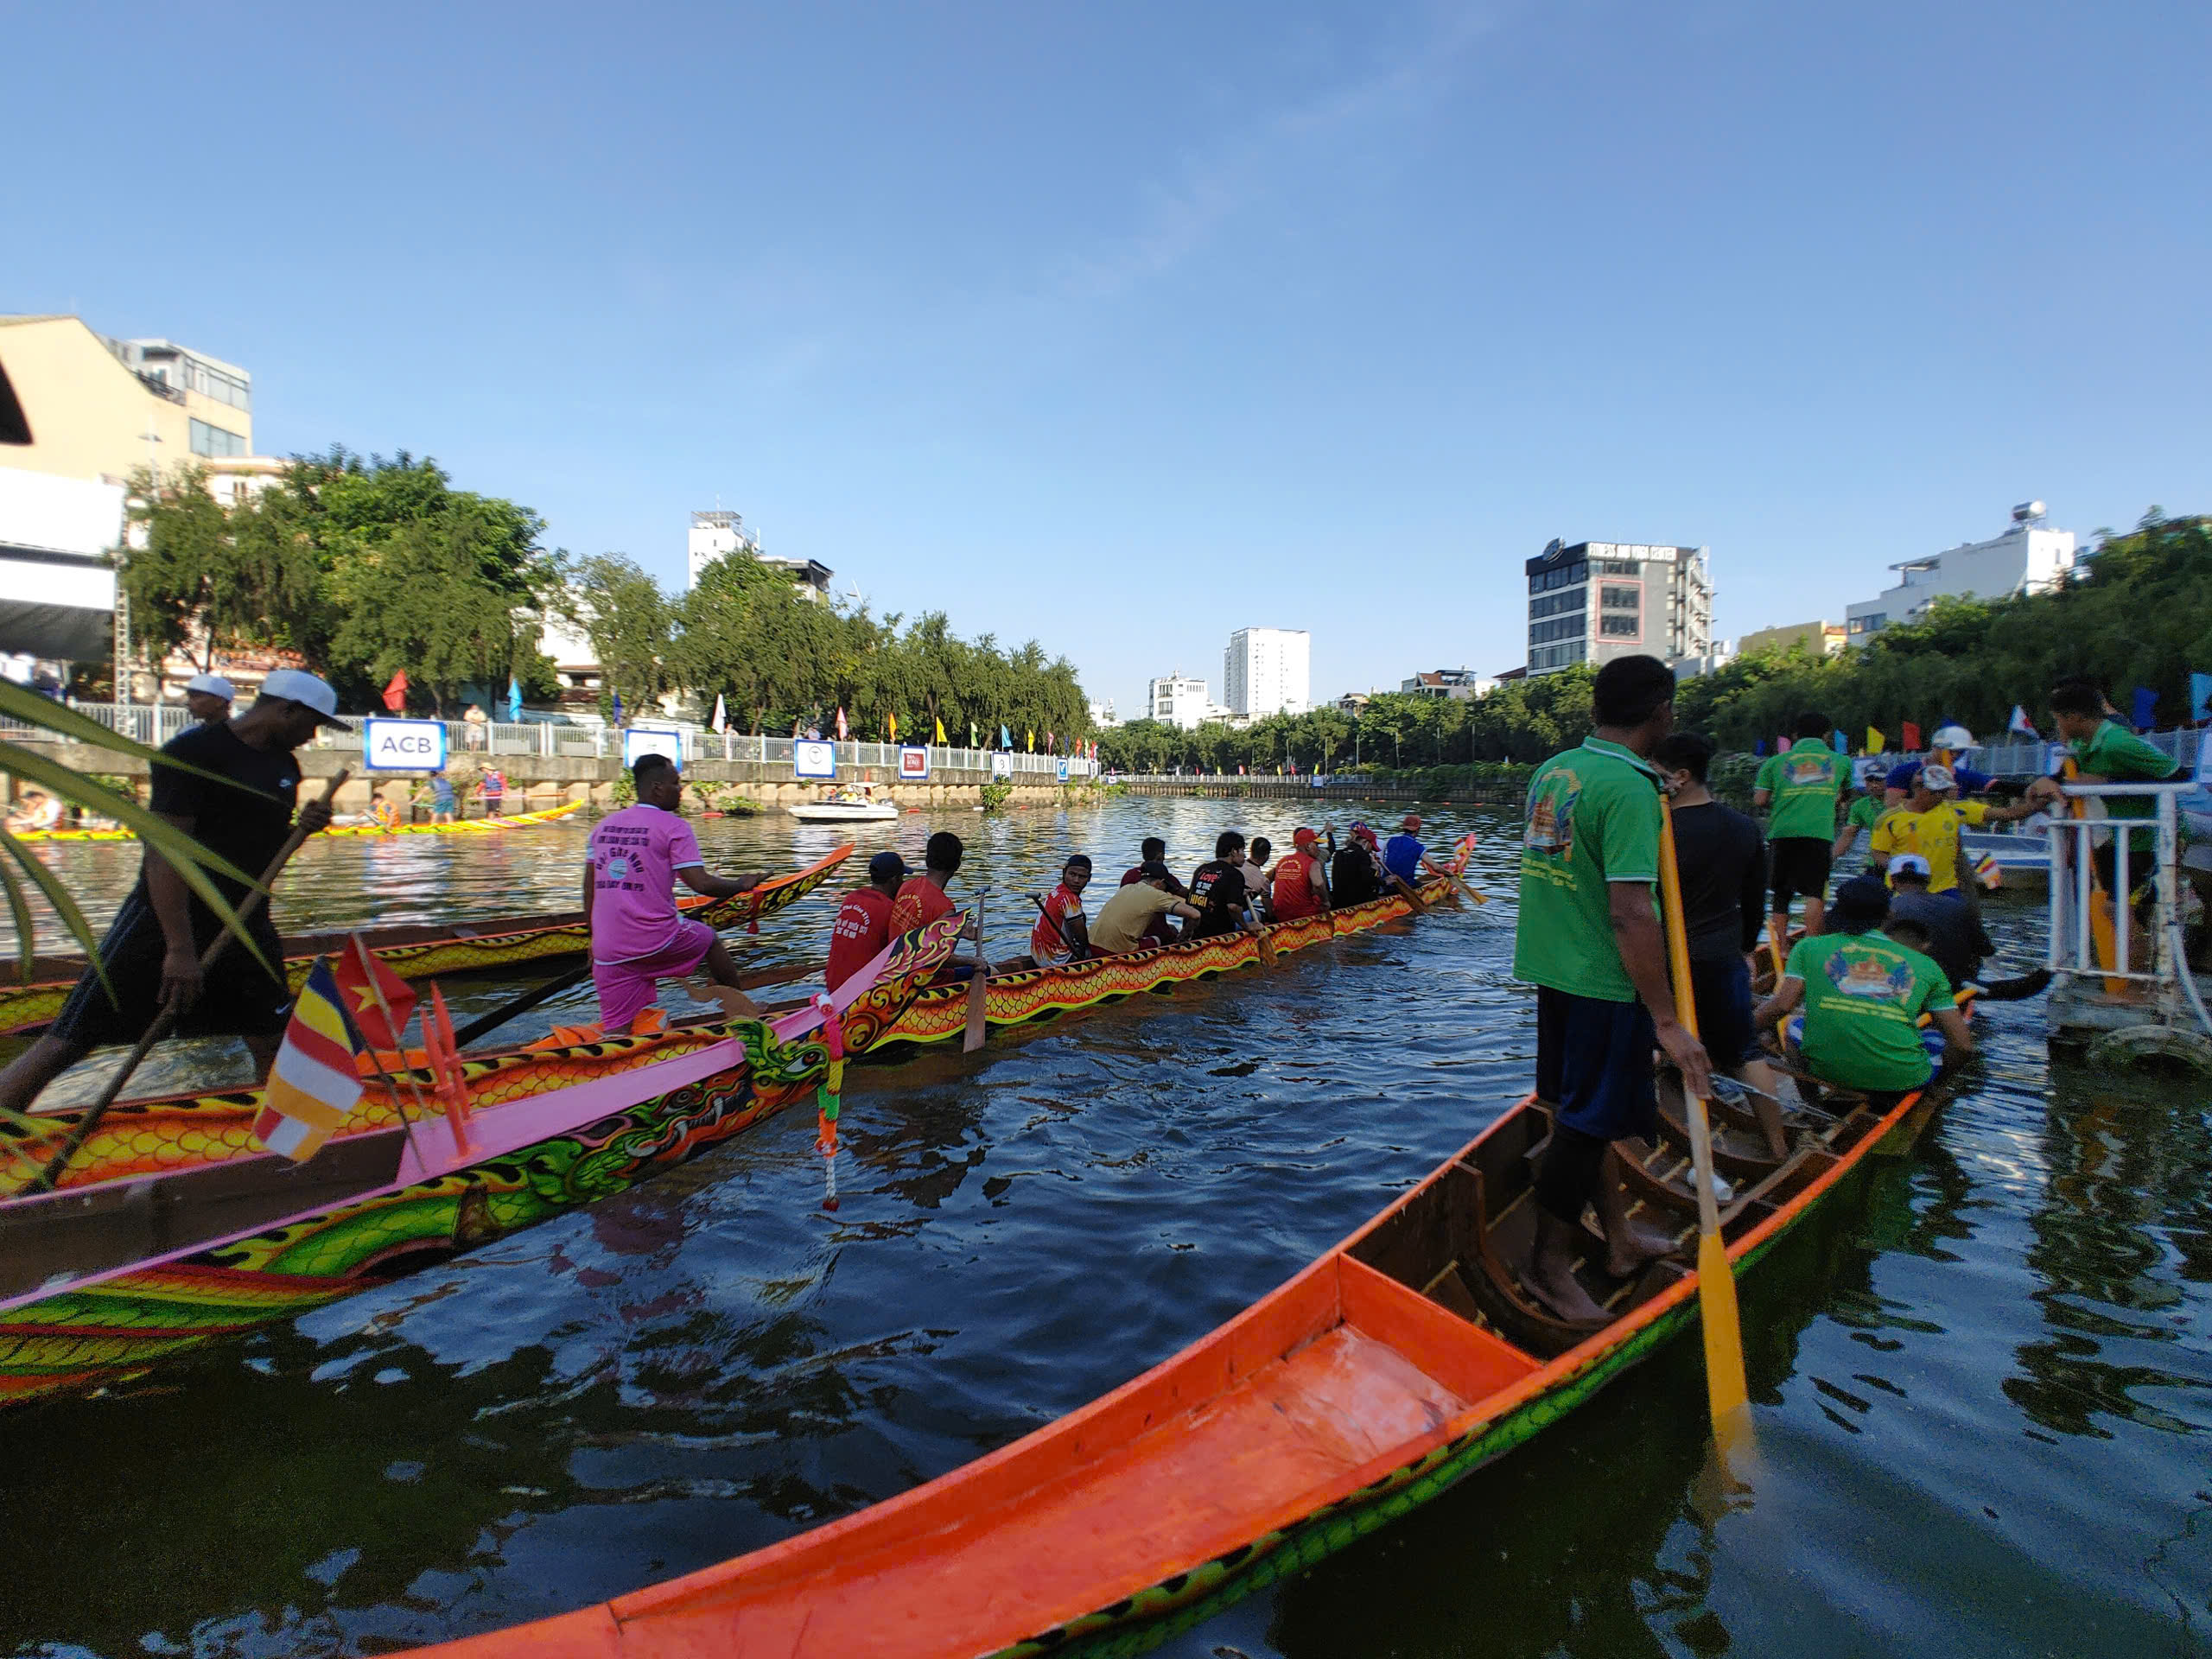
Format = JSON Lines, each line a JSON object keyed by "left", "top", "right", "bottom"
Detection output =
{"left": 1844, "top": 504, "right": 2075, "bottom": 640}
{"left": 1524, "top": 539, "right": 1714, "bottom": 676}
{"left": 687, "top": 508, "right": 833, "bottom": 601}
{"left": 1223, "top": 626, "right": 1310, "bottom": 717}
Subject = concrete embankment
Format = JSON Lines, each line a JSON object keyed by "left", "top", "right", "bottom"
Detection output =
{"left": 22, "top": 745, "right": 1080, "bottom": 814}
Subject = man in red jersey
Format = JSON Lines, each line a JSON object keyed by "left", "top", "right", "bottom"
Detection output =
{"left": 1269, "top": 827, "right": 1332, "bottom": 922}
{"left": 889, "top": 831, "right": 966, "bottom": 935}
{"left": 825, "top": 851, "right": 909, "bottom": 992}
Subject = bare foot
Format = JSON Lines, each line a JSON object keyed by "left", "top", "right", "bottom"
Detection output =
{"left": 1605, "top": 1219, "right": 1683, "bottom": 1281}
{"left": 1526, "top": 1209, "right": 1610, "bottom": 1324}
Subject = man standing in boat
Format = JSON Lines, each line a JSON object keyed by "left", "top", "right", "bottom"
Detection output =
{"left": 1514, "top": 654, "right": 1712, "bottom": 1325}
{"left": 584, "top": 753, "right": 770, "bottom": 1033}
{"left": 0, "top": 670, "right": 346, "bottom": 1116}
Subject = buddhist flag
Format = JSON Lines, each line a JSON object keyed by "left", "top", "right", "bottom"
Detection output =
{"left": 1902, "top": 721, "right": 1923, "bottom": 751}
{"left": 334, "top": 934, "right": 417, "bottom": 1051}
{"left": 2008, "top": 704, "right": 2037, "bottom": 738}
{"left": 1866, "top": 727, "right": 1885, "bottom": 754}
{"left": 252, "top": 960, "right": 365, "bottom": 1161}
{"left": 935, "top": 715, "right": 946, "bottom": 744}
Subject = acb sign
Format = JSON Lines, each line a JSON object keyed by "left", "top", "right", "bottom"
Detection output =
{"left": 363, "top": 718, "right": 448, "bottom": 772}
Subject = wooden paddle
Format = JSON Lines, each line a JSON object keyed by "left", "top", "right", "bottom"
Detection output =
{"left": 1027, "top": 891, "right": 1081, "bottom": 961}
{"left": 962, "top": 892, "right": 991, "bottom": 1052}
{"left": 1657, "top": 795, "right": 1755, "bottom": 1458}
{"left": 2063, "top": 757, "right": 2125, "bottom": 993}
{"left": 26, "top": 771, "right": 350, "bottom": 1194}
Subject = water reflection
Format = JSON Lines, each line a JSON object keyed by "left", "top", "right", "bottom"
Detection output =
{"left": 0, "top": 806, "right": 2205, "bottom": 1659}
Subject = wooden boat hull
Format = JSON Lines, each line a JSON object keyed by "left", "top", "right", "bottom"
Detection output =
{"left": 874, "top": 877, "right": 1450, "bottom": 1049}
{"left": 399, "top": 1073, "right": 1928, "bottom": 1659}
{"left": 0, "top": 844, "right": 855, "bottom": 1039}
{"left": 0, "top": 914, "right": 965, "bottom": 1409}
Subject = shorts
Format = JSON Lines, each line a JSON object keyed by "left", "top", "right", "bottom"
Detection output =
{"left": 1688, "top": 956, "right": 1756, "bottom": 1069}
{"left": 1769, "top": 837, "right": 1833, "bottom": 910}
{"left": 1535, "top": 986, "right": 1658, "bottom": 1147}
{"left": 592, "top": 918, "right": 715, "bottom": 1031}
{"left": 50, "top": 890, "right": 292, "bottom": 1050}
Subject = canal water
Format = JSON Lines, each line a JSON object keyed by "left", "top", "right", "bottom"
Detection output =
{"left": 2, "top": 796, "right": 2206, "bottom": 1658}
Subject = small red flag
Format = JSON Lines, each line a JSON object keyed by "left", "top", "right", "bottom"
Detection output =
{"left": 334, "top": 934, "right": 418, "bottom": 1051}
{"left": 382, "top": 671, "right": 409, "bottom": 714}
{"left": 1902, "top": 721, "right": 1923, "bottom": 751}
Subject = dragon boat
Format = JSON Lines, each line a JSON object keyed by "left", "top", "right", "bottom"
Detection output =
{"left": 0, "top": 844, "right": 855, "bottom": 1039}
{"left": 397, "top": 1061, "right": 1942, "bottom": 1659}
{"left": 0, "top": 912, "right": 967, "bottom": 1411}
{"left": 872, "top": 869, "right": 1459, "bottom": 1051}
{"left": 9, "top": 798, "right": 586, "bottom": 843}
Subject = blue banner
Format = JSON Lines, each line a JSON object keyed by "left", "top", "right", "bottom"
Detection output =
{"left": 2132, "top": 686, "right": 2158, "bottom": 731}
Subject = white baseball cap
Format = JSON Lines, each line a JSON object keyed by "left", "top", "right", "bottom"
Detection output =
{"left": 1918, "top": 763, "right": 1955, "bottom": 792}
{"left": 183, "top": 672, "right": 234, "bottom": 699}
{"left": 1931, "top": 724, "right": 1974, "bottom": 751}
{"left": 1889, "top": 854, "right": 1933, "bottom": 880}
{"left": 257, "top": 668, "right": 352, "bottom": 728}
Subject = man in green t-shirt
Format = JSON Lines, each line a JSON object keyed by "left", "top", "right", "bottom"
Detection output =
{"left": 2024, "top": 679, "right": 2183, "bottom": 898}
{"left": 1751, "top": 876, "right": 1974, "bottom": 1104}
{"left": 1830, "top": 761, "right": 1893, "bottom": 865}
{"left": 1754, "top": 712, "right": 1847, "bottom": 950}
{"left": 1515, "top": 654, "right": 1713, "bottom": 1325}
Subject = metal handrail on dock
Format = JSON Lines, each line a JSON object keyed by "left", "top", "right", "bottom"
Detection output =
{"left": 2043, "top": 781, "right": 2212, "bottom": 1051}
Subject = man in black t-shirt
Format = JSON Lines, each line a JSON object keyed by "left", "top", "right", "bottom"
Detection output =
{"left": 1189, "top": 831, "right": 1264, "bottom": 940}
{"left": 1656, "top": 733, "right": 1789, "bottom": 1157}
{"left": 1328, "top": 824, "right": 1385, "bottom": 907}
{"left": 0, "top": 669, "right": 346, "bottom": 1116}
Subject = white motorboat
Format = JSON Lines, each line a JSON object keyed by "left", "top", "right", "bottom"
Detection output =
{"left": 788, "top": 784, "right": 901, "bottom": 823}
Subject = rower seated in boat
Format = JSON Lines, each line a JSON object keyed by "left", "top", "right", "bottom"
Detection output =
{"left": 0, "top": 670, "right": 345, "bottom": 1118}
{"left": 996, "top": 855, "right": 1093, "bottom": 972}
{"left": 1120, "top": 837, "right": 1185, "bottom": 947}
{"left": 585, "top": 753, "right": 772, "bottom": 1033}
{"left": 1189, "top": 834, "right": 1265, "bottom": 940}
{"left": 5, "top": 788, "right": 61, "bottom": 833}
{"left": 887, "top": 831, "right": 980, "bottom": 980}
{"left": 1329, "top": 824, "right": 1385, "bottom": 906}
{"left": 826, "top": 851, "right": 910, "bottom": 993}
{"left": 1382, "top": 814, "right": 1459, "bottom": 893}
{"left": 1751, "top": 875, "right": 1974, "bottom": 1111}
{"left": 1242, "top": 836, "right": 1274, "bottom": 920}
{"left": 1090, "top": 861, "right": 1203, "bottom": 954}
{"left": 1268, "top": 828, "right": 1332, "bottom": 922}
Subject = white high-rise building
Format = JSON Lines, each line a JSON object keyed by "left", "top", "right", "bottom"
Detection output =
{"left": 1147, "top": 674, "right": 1211, "bottom": 731}
{"left": 1224, "top": 627, "right": 1310, "bottom": 717}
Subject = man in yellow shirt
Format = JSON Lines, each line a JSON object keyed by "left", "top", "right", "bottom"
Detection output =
{"left": 1870, "top": 765, "right": 2033, "bottom": 893}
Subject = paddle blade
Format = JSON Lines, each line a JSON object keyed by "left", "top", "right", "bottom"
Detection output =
{"left": 1697, "top": 1226, "right": 1752, "bottom": 1432}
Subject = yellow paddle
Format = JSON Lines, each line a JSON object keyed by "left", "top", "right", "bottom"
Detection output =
{"left": 1657, "top": 797, "right": 1754, "bottom": 1457}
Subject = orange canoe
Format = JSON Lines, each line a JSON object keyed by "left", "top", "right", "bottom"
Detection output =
{"left": 406, "top": 1071, "right": 1929, "bottom": 1659}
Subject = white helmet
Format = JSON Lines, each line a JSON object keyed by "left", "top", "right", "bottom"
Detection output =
{"left": 1931, "top": 723, "right": 1974, "bottom": 752}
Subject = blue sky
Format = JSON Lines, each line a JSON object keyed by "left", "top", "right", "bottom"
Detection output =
{"left": 6, "top": 2, "right": 2207, "bottom": 717}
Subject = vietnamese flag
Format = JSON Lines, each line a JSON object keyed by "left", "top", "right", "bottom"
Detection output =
{"left": 334, "top": 933, "right": 418, "bottom": 1051}
{"left": 1902, "top": 721, "right": 1923, "bottom": 751}
{"left": 381, "top": 671, "right": 409, "bottom": 713}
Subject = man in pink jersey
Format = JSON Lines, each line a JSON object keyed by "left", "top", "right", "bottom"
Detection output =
{"left": 584, "top": 753, "right": 771, "bottom": 1033}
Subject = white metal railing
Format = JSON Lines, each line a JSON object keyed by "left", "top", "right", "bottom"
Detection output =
{"left": 6, "top": 702, "right": 1097, "bottom": 779}
{"left": 2044, "top": 781, "right": 2212, "bottom": 1041}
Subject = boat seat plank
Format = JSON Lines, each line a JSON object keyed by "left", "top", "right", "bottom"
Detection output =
{"left": 620, "top": 1317, "right": 1480, "bottom": 1658}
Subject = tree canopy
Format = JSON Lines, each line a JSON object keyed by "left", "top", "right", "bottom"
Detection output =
{"left": 123, "top": 450, "right": 559, "bottom": 712}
